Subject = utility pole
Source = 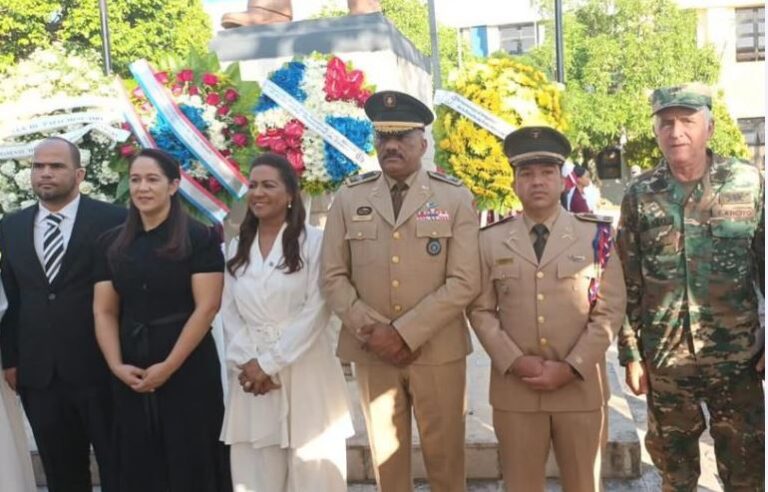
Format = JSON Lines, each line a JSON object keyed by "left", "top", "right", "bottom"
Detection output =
{"left": 427, "top": 0, "right": 442, "bottom": 89}
{"left": 554, "top": 0, "right": 565, "bottom": 83}
{"left": 98, "top": 0, "right": 113, "bottom": 75}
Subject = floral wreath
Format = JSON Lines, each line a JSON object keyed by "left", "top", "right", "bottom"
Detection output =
{"left": 124, "top": 51, "right": 260, "bottom": 211}
{"left": 252, "top": 54, "right": 375, "bottom": 195}
{"left": 433, "top": 56, "right": 567, "bottom": 212}
{"left": 0, "top": 45, "right": 128, "bottom": 217}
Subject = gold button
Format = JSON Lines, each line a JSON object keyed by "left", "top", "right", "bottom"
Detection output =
{"left": 537, "top": 316, "right": 545, "bottom": 324}
{"left": 540, "top": 337, "right": 548, "bottom": 346}
{"left": 356, "top": 232, "right": 363, "bottom": 238}
{"left": 393, "top": 231, "right": 401, "bottom": 239}
{"left": 392, "top": 280, "right": 400, "bottom": 288}
{"left": 536, "top": 271, "right": 544, "bottom": 279}
{"left": 431, "top": 231, "right": 438, "bottom": 237}
{"left": 392, "top": 256, "right": 400, "bottom": 264}
{"left": 394, "top": 304, "right": 402, "bottom": 312}
{"left": 537, "top": 294, "right": 544, "bottom": 301}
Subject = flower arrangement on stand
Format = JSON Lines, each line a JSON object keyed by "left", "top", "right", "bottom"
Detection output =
{"left": 252, "top": 55, "right": 375, "bottom": 195}
{"left": 0, "top": 44, "right": 129, "bottom": 217}
{"left": 433, "top": 55, "right": 567, "bottom": 212}
{"left": 123, "top": 51, "right": 260, "bottom": 214}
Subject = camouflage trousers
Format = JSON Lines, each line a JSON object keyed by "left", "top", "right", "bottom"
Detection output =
{"left": 646, "top": 363, "right": 764, "bottom": 492}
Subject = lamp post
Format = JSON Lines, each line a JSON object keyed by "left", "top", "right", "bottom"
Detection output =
{"left": 427, "top": 0, "right": 442, "bottom": 89}
{"left": 554, "top": 0, "right": 564, "bottom": 83}
{"left": 98, "top": 0, "right": 113, "bottom": 76}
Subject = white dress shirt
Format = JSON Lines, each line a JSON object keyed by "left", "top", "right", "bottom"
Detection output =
{"left": 33, "top": 194, "right": 81, "bottom": 270}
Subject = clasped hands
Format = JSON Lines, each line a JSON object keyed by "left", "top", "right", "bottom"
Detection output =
{"left": 359, "top": 322, "right": 419, "bottom": 367}
{"left": 237, "top": 359, "right": 281, "bottom": 396}
{"left": 112, "top": 361, "right": 174, "bottom": 394}
{"left": 510, "top": 355, "right": 577, "bottom": 391}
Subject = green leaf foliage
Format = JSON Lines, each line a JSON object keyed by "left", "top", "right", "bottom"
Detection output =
{"left": 521, "top": 0, "right": 748, "bottom": 168}
{"left": 0, "top": 0, "right": 212, "bottom": 76}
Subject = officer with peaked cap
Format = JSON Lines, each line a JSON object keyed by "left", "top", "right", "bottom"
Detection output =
{"left": 468, "top": 126, "right": 626, "bottom": 492}
{"left": 321, "top": 90, "right": 480, "bottom": 492}
{"left": 617, "top": 82, "right": 765, "bottom": 490}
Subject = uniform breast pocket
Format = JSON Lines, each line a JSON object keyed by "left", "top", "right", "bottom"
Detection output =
{"left": 491, "top": 263, "right": 520, "bottom": 296}
{"left": 345, "top": 222, "right": 378, "bottom": 266}
{"left": 710, "top": 219, "right": 755, "bottom": 277}
{"left": 639, "top": 224, "right": 682, "bottom": 280}
{"left": 415, "top": 220, "right": 452, "bottom": 261}
{"left": 557, "top": 258, "right": 593, "bottom": 293}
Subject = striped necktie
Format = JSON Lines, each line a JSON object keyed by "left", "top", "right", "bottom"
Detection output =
{"left": 43, "top": 213, "right": 65, "bottom": 282}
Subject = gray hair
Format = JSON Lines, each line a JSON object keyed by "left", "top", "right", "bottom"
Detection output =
{"left": 652, "top": 106, "right": 714, "bottom": 131}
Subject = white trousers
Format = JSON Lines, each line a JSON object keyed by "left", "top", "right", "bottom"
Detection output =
{"left": 230, "top": 439, "right": 348, "bottom": 492}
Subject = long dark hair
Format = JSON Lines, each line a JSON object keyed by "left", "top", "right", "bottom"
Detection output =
{"left": 227, "top": 153, "right": 306, "bottom": 275}
{"left": 108, "top": 148, "right": 190, "bottom": 264}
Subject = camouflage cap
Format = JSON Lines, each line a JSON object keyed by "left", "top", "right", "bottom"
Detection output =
{"left": 650, "top": 82, "right": 712, "bottom": 114}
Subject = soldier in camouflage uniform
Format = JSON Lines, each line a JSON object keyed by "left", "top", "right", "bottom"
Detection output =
{"left": 616, "top": 83, "right": 765, "bottom": 491}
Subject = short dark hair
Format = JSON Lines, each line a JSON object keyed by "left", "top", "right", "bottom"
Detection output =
{"left": 38, "top": 137, "right": 81, "bottom": 168}
{"left": 573, "top": 165, "right": 588, "bottom": 178}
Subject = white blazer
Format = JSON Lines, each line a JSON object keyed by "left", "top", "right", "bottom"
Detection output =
{"left": 219, "top": 224, "right": 353, "bottom": 449}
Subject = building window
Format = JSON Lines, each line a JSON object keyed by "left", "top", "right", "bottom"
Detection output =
{"left": 738, "top": 117, "right": 765, "bottom": 169}
{"left": 735, "top": 7, "right": 765, "bottom": 62}
{"left": 499, "top": 23, "right": 536, "bottom": 55}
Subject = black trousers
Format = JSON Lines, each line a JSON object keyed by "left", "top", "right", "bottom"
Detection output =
{"left": 20, "top": 376, "right": 116, "bottom": 492}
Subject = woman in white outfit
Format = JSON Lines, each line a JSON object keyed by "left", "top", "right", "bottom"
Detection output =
{"left": 0, "top": 276, "right": 36, "bottom": 492}
{"left": 220, "top": 153, "right": 353, "bottom": 492}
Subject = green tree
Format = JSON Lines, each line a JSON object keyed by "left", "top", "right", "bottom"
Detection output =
{"left": 522, "top": 0, "right": 748, "bottom": 168}
{"left": 0, "top": 0, "right": 212, "bottom": 76}
{"left": 316, "top": 0, "right": 460, "bottom": 80}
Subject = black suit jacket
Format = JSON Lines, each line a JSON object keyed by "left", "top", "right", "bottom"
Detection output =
{"left": 0, "top": 196, "right": 126, "bottom": 389}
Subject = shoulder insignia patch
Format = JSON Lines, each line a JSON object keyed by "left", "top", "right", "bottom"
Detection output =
{"left": 574, "top": 212, "right": 613, "bottom": 224}
{"left": 427, "top": 171, "right": 462, "bottom": 186}
{"left": 345, "top": 171, "right": 381, "bottom": 187}
{"left": 481, "top": 215, "right": 517, "bottom": 230}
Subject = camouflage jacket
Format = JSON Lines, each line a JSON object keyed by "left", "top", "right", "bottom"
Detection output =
{"left": 616, "top": 153, "right": 764, "bottom": 373}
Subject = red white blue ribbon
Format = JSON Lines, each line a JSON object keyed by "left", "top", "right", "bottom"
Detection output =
{"left": 114, "top": 79, "right": 230, "bottom": 224}
{"left": 129, "top": 59, "right": 249, "bottom": 199}
{"left": 588, "top": 223, "right": 614, "bottom": 307}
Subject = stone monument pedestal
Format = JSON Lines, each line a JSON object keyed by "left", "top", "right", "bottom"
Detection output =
{"left": 210, "top": 12, "right": 435, "bottom": 230}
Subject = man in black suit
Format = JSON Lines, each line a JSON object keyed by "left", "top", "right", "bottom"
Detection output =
{"left": 0, "top": 137, "right": 125, "bottom": 492}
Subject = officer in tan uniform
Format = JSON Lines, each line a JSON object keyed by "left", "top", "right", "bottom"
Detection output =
{"left": 468, "top": 127, "right": 626, "bottom": 492}
{"left": 321, "top": 90, "right": 481, "bottom": 492}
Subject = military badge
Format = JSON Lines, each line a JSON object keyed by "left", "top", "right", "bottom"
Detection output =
{"left": 416, "top": 207, "right": 450, "bottom": 221}
{"left": 426, "top": 238, "right": 442, "bottom": 256}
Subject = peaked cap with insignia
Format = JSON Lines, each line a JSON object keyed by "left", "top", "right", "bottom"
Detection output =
{"left": 503, "top": 126, "right": 571, "bottom": 168}
{"left": 364, "top": 90, "right": 434, "bottom": 134}
{"left": 650, "top": 82, "right": 712, "bottom": 115}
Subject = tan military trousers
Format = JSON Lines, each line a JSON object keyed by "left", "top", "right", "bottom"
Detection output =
{"left": 493, "top": 407, "right": 607, "bottom": 492}
{"left": 354, "top": 359, "right": 467, "bottom": 492}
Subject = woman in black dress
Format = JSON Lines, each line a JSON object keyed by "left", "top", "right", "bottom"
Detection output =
{"left": 93, "top": 148, "right": 231, "bottom": 491}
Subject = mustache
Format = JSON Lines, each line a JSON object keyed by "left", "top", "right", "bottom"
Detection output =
{"left": 382, "top": 151, "right": 404, "bottom": 160}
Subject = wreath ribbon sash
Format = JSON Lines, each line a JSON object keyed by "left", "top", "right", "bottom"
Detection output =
{"left": 434, "top": 89, "right": 515, "bottom": 139}
{"left": 130, "top": 59, "right": 249, "bottom": 199}
{"left": 261, "top": 79, "right": 377, "bottom": 172}
{"left": 115, "top": 79, "right": 230, "bottom": 224}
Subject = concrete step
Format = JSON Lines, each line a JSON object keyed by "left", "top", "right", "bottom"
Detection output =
{"left": 345, "top": 339, "right": 642, "bottom": 482}
{"left": 28, "top": 338, "right": 642, "bottom": 487}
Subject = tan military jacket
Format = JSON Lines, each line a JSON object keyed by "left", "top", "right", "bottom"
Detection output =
{"left": 321, "top": 167, "right": 481, "bottom": 365}
{"left": 468, "top": 210, "right": 626, "bottom": 412}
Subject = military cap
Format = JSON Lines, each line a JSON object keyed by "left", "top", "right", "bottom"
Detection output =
{"left": 364, "top": 90, "right": 434, "bottom": 134}
{"left": 503, "top": 126, "right": 571, "bottom": 168}
{"left": 650, "top": 82, "right": 712, "bottom": 114}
